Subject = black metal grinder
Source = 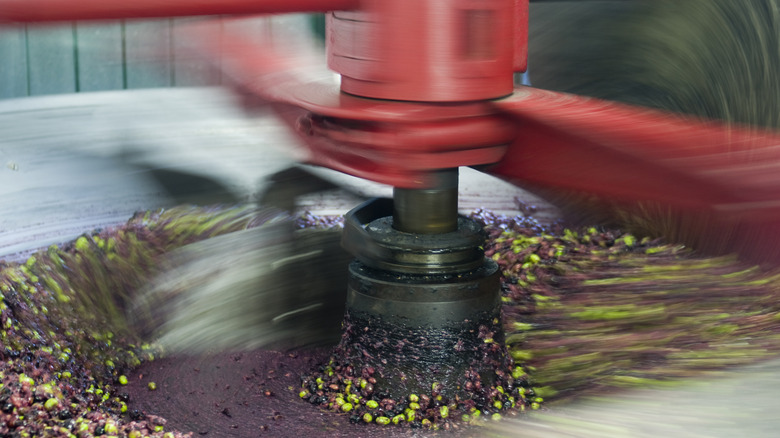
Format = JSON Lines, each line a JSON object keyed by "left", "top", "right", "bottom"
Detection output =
{"left": 337, "top": 168, "right": 509, "bottom": 403}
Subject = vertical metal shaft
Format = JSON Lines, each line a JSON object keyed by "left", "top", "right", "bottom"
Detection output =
{"left": 392, "top": 168, "right": 459, "bottom": 234}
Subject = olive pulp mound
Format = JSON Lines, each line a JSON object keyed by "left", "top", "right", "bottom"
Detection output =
{"left": 0, "top": 206, "right": 275, "bottom": 438}
{"left": 298, "top": 309, "right": 535, "bottom": 432}
{"left": 481, "top": 213, "right": 780, "bottom": 402}
{"left": 297, "top": 208, "right": 780, "bottom": 431}
{"left": 4, "top": 205, "right": 780, "bottom": 437}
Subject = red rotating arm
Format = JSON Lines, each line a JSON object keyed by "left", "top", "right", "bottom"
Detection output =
{"left": 0, "top": 0, "right": 358, "bottom": 21}
{"left": 491, "top": 89, "right": 780, "bottom": 216}
{"left": 182, "top": 21, "right": 780, "bottom": 217}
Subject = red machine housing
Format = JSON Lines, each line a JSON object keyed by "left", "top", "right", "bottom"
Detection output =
{"left": 328, "top": 0, "right": 527, "bottom": 102}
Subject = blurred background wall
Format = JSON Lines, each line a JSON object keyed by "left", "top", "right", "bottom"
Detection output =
{"left": 0, "top": 15, "right": 323, "bottom": 99}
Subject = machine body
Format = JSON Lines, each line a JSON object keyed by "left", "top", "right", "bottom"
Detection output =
{"left": 4, "top": 0, "right": 780, "bottom": 421}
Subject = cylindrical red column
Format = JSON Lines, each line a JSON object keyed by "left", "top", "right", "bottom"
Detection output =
{"left": 327, "top": 0, "right": 526, "bottom": 102}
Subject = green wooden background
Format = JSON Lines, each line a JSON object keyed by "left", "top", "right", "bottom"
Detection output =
{"left": 0, "top": 15, "right": 323, "bottom": 99}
